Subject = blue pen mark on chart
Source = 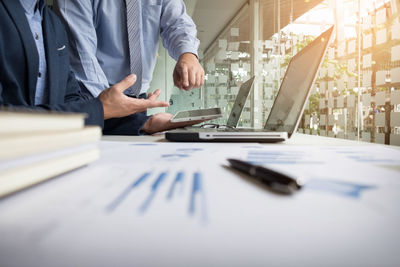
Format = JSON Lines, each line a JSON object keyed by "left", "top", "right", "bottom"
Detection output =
{"left": 189, "top": 172, "right": 201, "bottom": 214}
{"left": 162, "top": 154, "right": 190, "bottom": 158}
{"left": 335, "top": 150, "right": 399, "bottom": 164}
{"left": 161, "top": 154, "right": 190, "bottom": 161}
{"left": 130, "top": 143, "right": 158, "bottom": 146}
{"left": 106, "top": 172, "right": 151, "bottom": 213}
{"left": 305, "top": 179, "right": 376, "bottom": 199}
{"left": 167, "top": 172, "right": 185, "bottom": 200}
{"left": 139, "top": 172, "right": 168, "bottom": 213}
{"left": 242, "top": 146, "right": 263, "bottom": 149}
{"left": 246, "top": 150, "right": 323, "bottom": 165}
{"left": 347, "top": 155, "right": 398, "bottom": 164}
{"left": 176, "top": 148, "right": 203, "bottom": 153}
{"left": 160, "top": 148, "right": 203, "bottom": 162}
{"left": 106, "top": 170, "right": 208, "bottom": 223}
{"left": 189, "top": 172, "right": 207, "bottom": 222}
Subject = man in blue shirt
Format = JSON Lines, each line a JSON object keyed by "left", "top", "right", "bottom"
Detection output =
{"left": 0, "top": 0, "right": 200, "bottom": 135}
{"left": 54, "top": 0, "right": 204, "bottom": 99}
{"left": 21, "top": 0, "right": 47, "bottom": 106}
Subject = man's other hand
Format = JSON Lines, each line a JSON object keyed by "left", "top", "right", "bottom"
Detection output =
{"left": 98, "top": 75, "right": 170, "bottom": 119}
{"left": 173, "top": 53, "right": 205, "bottom": 91}
{"left": 141, "top": 113, "right": 205, "bottom": 135}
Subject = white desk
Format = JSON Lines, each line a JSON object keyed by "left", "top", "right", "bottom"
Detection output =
{"left": 1, "top": 134, "right": 400, "bottom": 266}
{"left": 102, "top": 133, "right": 380, "bottom": 144}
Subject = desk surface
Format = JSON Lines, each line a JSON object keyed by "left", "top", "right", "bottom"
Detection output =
{"left": 1, "top": 134, "right": 400, "bottom": 266}
{"left": 102, "top": 132, "right": 385, "bottom": 146}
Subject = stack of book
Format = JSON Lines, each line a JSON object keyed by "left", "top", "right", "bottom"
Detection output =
{"left": 0, "top": 109, "right": 102, "bottom": 198}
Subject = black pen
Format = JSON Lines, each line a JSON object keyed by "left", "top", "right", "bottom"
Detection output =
{"left": 227, "top": 158, "right": 303, "bottom": 194}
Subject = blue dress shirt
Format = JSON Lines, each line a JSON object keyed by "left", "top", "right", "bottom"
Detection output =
{"left": 20, "top": 0, "right": 47, "bottom": 105}
{"left": 54, "top": 0, "right": 200, "bottom": 97}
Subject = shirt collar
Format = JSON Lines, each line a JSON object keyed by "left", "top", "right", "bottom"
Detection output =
{"left": 20, "top": 0, "right": 45, "bottom": 15}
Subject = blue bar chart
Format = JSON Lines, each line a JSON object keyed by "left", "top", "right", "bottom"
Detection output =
{"left": 139, "top": 172, "right": 168, "bottom": 213}
{"left": 167, "top": 172, "right": 184, "bottom": 200}
{"left": 305, "top": 179, "right": 376, "bottom": 199}
{"left": 106, "top": 170, "right": 207, "bottom": 222}
{"left": 106, "top": 172, "right": 151, "bottom": 213}
{"left": 160, "top": 147, "right": 204, "bottom": 162}
{"left": 246, "top": 150, "right": 323, "bottom": 165}
{"left": 244, "top": 149, "right": 377, "bottom": 199}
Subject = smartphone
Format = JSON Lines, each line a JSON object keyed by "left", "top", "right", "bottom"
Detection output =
{"left": 170, "top": 108, "right": 222, "bottom": 123}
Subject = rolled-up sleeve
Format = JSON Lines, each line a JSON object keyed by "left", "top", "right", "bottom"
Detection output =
{"left": 53, "top": 0, "right": 110, "bottom": 97}
{"left": 160, "top": 0, "right": 200, "bottom": 61}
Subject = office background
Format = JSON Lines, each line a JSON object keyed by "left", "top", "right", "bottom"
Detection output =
{"left": 47, "top": 0, "right": 400, "bottom": 146}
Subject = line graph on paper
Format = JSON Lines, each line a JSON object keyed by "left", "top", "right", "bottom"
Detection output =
{"left": 106, "top": 170, "right": 207, "bottom": 223}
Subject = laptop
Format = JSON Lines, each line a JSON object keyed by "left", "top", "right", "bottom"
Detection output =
{"left": 169, "top": 75, "right": 254, "bottom": 124}
{"left": 226, "top": 76, "right": 255, "bottom": 127}
{"left": 166, "top": 26, "right": 334, "bottom": 142}
{"left": 182, "top": 76, "right": 255, "bottom": 129}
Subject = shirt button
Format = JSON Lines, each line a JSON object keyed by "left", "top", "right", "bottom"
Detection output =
{"left": 38, "top": 72, "right": 42, "bottom": 78}
{"left": 35, "top": 33, "right": 39, "bottom": 40}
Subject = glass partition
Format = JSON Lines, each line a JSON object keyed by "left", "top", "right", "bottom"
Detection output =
{"left": 200, "top": 5, "right": 252, "bottom": 127}
{"left": 289, "top": 0, "right": 400, "bottom": 146}
{"left": 175, "top": 0, "right": 400, "bottom": 146}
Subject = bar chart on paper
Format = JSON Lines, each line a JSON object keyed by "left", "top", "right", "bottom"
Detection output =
{"left": 245, "top": 149, "right": 323, "bottom": 165}
{"left": 106, "top": 170, "right": 207, "bottom": 222}
{"left": 243, "top": 148, "right": 378, "bottom": 199}
{"left": 130, "top": 143, "right": 205, "bottom": 162}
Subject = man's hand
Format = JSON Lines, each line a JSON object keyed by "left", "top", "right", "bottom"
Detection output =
{"left": 173, "top": 53, "right": 205, "bottom": 91}
{"left": 98, "top": 75, "right": 170, "bottom": 119}
{"left": 141, "top": 113, "right": 205, "bottom": 135}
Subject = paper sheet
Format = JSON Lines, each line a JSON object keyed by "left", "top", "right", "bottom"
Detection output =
{"left": 230, "top": 28, "right": 239, "bottom": 37}
{"left": 376, "top": 9, "right": 386, "bottom": 25}
{"left": 218, "top": 39, "right": 227, "bottom": 49}
{"left": 390, "top": 67, "right": 400, "bottom": 83}
{"left": 376, "top": 29, "right": 387, "bottom": 45}
{"left": 1, "top": 141, "right": 400, "bottom": 266}
{"left": 362, "top": 93, "right": 371, "bottom": 106}
{"left": 337, "top": 78, "right": 345, "bottom": 91}
{"left": 392, "top": 22, "right": 400, "bottom": 40}
{"left": 392, "top": 45, "right": 400, "bottom": 61}
{"left": 363, "top": 34, "right": 372, "bottom": 49}
{"left": 348, "top": 40, "right": 356, "bottom": 54}
{"left": 206, "top": 62, "right": 216, "bottom": 72}
{"left": 348, "top": 58, "right": 356, "bottom": 73}
{"left": 319, "top": 67, "right": 327, "bottom": 78}
{"left": 363, "top": 53, "right": 372, "bottom": 68}
{"left": 231, "top": 63, "right": 239, "bottom": 72}
{"left": 337, "top": 95, "right": 344, "bottom": 108}
{"left": 391, "top": 90, "right": 400, "bottom": 104}
{"left": 363, "top": 71, "right": 372, "bottom": 87}
{"left": 328, "top": 65, "right": 334, "bottom": 77}
{"left": 227, "top": 42, "right": 239, "bottom": 51}
{"left": 319, "top": 81, "right": 326, "bottom": 93}
{"left": 231, "top": 51, "right": 240, "bottom": 60}
{"left": 328, "top": 81, "right": 334, "bottom": 92}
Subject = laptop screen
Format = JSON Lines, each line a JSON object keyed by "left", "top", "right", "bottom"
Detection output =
{"left": 226, "top": 76, "right": 255, "bottom": 127}
{"left": 264, "top": 26, "right": 333, "bottom": 135}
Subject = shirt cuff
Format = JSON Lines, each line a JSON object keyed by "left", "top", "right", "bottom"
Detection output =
{"left": 173, "top": 44, "right": 199, "bottom": 62}
{"left": 79, "top": 80, "right": 109, "bottom": 98}
{"left": 103, "top": 113, "right": 151, "bottom": 136}
{"left": 84, "top": 97, "right": 105, "bottom": 129}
